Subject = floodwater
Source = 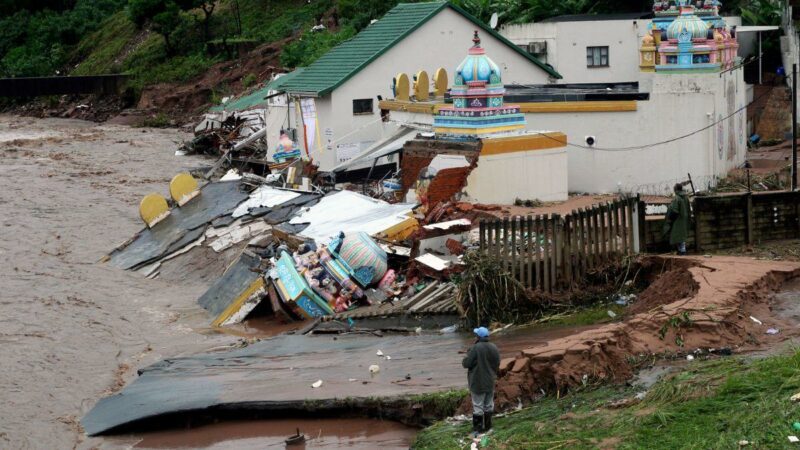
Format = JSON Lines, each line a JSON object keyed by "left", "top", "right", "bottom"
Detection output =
{"left": 129, "top": 418, "right": 417, "bottom": 449}
{"left": 0, "top": 116, "right": 236, "bottom": 449}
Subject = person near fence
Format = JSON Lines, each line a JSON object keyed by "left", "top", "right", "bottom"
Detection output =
{"left": 462, "top": 326, "right": 500, "bottom": 436}
{"left": 664, "top": 183, "right": 690, "bottom": 255}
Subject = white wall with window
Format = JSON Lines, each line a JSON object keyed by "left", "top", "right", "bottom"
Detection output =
{"left": 501, "top": 14, "right": 741, "bottom": 84}
{"left": 586, "top": 46, "right": 609, "bottom": 68}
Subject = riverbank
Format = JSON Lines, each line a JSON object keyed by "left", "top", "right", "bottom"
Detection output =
{"left": 415, "top": 346, "right": 800, "bottom": 449}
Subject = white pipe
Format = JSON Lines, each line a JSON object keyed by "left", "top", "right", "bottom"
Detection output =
{"left": 233, "top": 127, "right": 267, "bottom": 151}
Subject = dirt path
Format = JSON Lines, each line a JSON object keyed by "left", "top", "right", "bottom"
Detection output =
{"left": 0, "top": 116, "right": 236, "bottom": 449}
{"left": 496, "top": 256, "right": 800, "bottom": 407}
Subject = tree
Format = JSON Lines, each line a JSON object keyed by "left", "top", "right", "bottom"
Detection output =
{"left": 193, "top": 0, "right": 217, "bottom": 42}
{"left": 152, "top": 2, "right": 181, "bottom": 53}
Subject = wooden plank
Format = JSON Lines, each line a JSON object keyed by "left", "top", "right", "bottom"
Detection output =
{"left": 592, "top": 207, "right": 601, "bottom": 266}
{"left": 599, "top": 204, "right": 608, "bottom": 260}
{"left": 613, "top": 202, "right": 622, "bottom": 255}
{"left": 746, "top": 193, "right": 754, "bottom": 245}
{"left": 542, "top": 214, "right": 551, "bottom": 293}
{"left": 581, "top": 208, "right": 592, "bottom": 270}
{"left": 502, "top": 218, "right": 509, "bottom": 269}
{"left": 511, "top": 217, "right": 518, "bottom": 282}
{"left": 534, "top": 215, "right": 542, "bottom": 291}
{"left": 576, "top": 209, "right": 586, "bottom": 278}
{"left": 564, "top": 214, "right": 574, "bottom": 287}
{"left": 479, "top": 220, "right": 486, "bottom": 251}
{"left": 608, "top": 202, "right": 617, "bottom": 255}
{"left": 620, "top": 201, "right": 629, "bottom": 255}
{"left": 551, "top": 214, "right": 560, "bottom": 289}
{"left": 526, "top": 216, "right": 533, "bottom": 289}
{"left": 494, "top": 219, "right": 502, "bottom": 259}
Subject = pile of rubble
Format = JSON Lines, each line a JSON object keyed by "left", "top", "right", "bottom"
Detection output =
{"left": 105, "top": 166, "right": 479, "bottom": 331}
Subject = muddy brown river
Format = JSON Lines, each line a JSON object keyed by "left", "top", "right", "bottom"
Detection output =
{"left": 0, "top": 116, "right": 249, "bottom": 449}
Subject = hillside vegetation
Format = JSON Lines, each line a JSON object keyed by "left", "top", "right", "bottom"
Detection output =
{"left": 0, "top": 0, "right": 768, "bottom": 116}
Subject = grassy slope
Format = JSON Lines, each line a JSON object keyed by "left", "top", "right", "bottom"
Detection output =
{"left": 415, "top": 350, "right": 800, "bottom": 449}
{"left": 67, "top": 0, "right": 329, "bottom": 93}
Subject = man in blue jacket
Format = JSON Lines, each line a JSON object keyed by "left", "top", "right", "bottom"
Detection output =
{"left": 462, "top": 326, "right": 501, "bottom": 435}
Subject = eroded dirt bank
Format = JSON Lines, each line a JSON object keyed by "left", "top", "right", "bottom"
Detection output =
{"left": 495, "top": 256, "right": 800, "bottom": 408}
{"left": 0, "top": 116, "right": 238, "bottom": 449}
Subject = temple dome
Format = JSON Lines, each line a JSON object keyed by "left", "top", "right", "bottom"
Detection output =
{"left": 455, "top": 31, "right": 502, "bottom": 85}
{"left": 667, "top": 7, "right": 710, "bottom": 40}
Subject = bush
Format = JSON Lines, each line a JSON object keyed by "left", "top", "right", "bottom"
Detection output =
{"left": 241, "top": 73, "right": 257, "bottom": 88}
{"left": 280, "top": 26, "right": 356, "bottom": 68}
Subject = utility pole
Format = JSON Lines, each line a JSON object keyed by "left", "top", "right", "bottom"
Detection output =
{"left": 793, "top": 63, "right": 798, "bottom": 190}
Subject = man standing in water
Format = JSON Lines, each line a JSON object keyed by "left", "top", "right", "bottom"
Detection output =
{"left": 664, "top": 183, "right": 690, "bottom": 255}
{"left": 462, "top": 326, "right": 500, "bottom": 435}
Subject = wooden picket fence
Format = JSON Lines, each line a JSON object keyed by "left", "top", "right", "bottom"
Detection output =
{"left": 478, "top": 196, "right": 639, "bottom": 292}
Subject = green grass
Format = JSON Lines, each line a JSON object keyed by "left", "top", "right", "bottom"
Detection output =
{"left": 414, "top": 350, "right": 800, "bottom": 449}
{"left": 71, "top": 11, "right": 136, "bottom": 75}
{"left": 529, "top": 302, "right": 627, "bottom": 329}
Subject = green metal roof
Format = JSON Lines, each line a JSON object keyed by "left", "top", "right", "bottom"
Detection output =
{"left": 208, "top": 68, "right": 305, "bottom": 112}
{"left": 280, "top": 1, "right": 561, "bottom": 97}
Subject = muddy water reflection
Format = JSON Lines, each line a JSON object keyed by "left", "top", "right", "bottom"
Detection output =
{"left": 133, "top": 418, "right": 417, "bottom": 449}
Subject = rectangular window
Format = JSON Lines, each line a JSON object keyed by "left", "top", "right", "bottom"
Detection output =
{"left": 352, "top": 98, "right": 374, "bottom": 115}
{"left": 586, "top": 46, "right": 609, "bottom": 68}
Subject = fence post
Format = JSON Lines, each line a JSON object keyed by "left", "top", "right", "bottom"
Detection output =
{"left": 501, "top": 217, "right": 509, "bottom": 271}
{"left": 534, "top": 215, "right": 542, "bottom": 291}
{"left": 745, "top": 193, "right": 754, "bottom": 245}
{"left": 564, "top": 214, "right": 574, "bottom": 287}
{"left": 631, "top": 198, "right": 641, "bottom": 253}
{"left": 526, "top": 216, "right": 533, "bottom": 289}
{"left": 621, "top": 199, "right": 630, "bottom": 255}
{"left": 479, "top": 220, "right": 486, "bottom": 251}
{"left": 510, "top": 217, "right": 518, "bottom": 282}
{"left": 552, "top": 213, "right": 561, "bottom": 288}
{"left": 693, "top": 197, "right": 702, "bottom": 253}
{"left": 608, "top": 202, "right": 617, "bottom": 255}
{"left": 542, "top": 215, "right": 551, "bottom": 293}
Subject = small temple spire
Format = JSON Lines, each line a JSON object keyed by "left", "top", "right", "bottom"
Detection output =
{"left": 472, "top": 30, "right": 481, "bottom": 47}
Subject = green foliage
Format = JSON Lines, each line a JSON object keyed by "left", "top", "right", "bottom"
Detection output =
{"left": 71, "top": 12, "right": 137, "bottom": 75}
{"left": 140, "top": 112, "right": 171, "bottom": 127}
{"left": 280, "top": 26, "right": 356, "bottom": 67}
{"left": 241, "top": 72, "right": 257, "bottom": 87}
{"left": 0, "top": 0, "right": 126, "bottom": 77}
{"left": 415, "top": 350, "right": 800, "bottom": 449}
{"left": 739, "top": 0, "right": 782, "bottom": 26}
{"left": 338, "top": 0, "right": 400, "bottom": 31}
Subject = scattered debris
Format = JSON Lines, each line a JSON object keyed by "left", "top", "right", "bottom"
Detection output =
{"left": 766, "top": 328, "right": 780, "bottom": 335}
{"left": 369, "top": 364, "right": 380, "bottom": 374}
{"left": 311, "top": 380, "right": 323, "bottom": 388}
{"left": 285, "top": 428, "right": 306, "bottom": 446}
{"left": 750, "top": 316, "right": 763, "bottom": 325}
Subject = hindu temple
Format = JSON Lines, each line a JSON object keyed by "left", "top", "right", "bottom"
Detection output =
{"left": 641, "top": 0, "right": 738, "bottom": 72}
{"left": 433, "top": 32, "right": 526, "bottom": 139}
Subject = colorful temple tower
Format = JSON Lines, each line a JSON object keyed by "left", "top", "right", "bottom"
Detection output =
{"left": 433, "top": 31, "right": 526, "bottom": 139}
{"left": 640, "top": 0, "right": 737, "bottom": 73}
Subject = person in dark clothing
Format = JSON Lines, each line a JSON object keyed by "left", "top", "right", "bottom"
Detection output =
{"left": 462, "top": 326, "right": 501, "bottom": 435}
{"left": 663, "top": 183, "right": 690, "bottom": 255}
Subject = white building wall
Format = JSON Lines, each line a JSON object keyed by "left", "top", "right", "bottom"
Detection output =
{"left": 387, "top": 71, "right": 747, "bottom": 196}
{"left": 501, "top": 19, "right": 650, "bottom": 84}
{"left": 501, "top": 16, "right": 743, "bottom": 85}
{"left": 464, "top": 148, "right": 568, "bottom": 203}
{"left": 288, "top": 7, "right": 556, "bottom": 171}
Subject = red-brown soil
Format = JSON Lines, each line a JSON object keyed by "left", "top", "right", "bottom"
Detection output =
{"left": 493, "top": 255, "right": 800, "bottom": 410}
{"left": 137, "top": 39, "right": 291, "bottom": 124}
